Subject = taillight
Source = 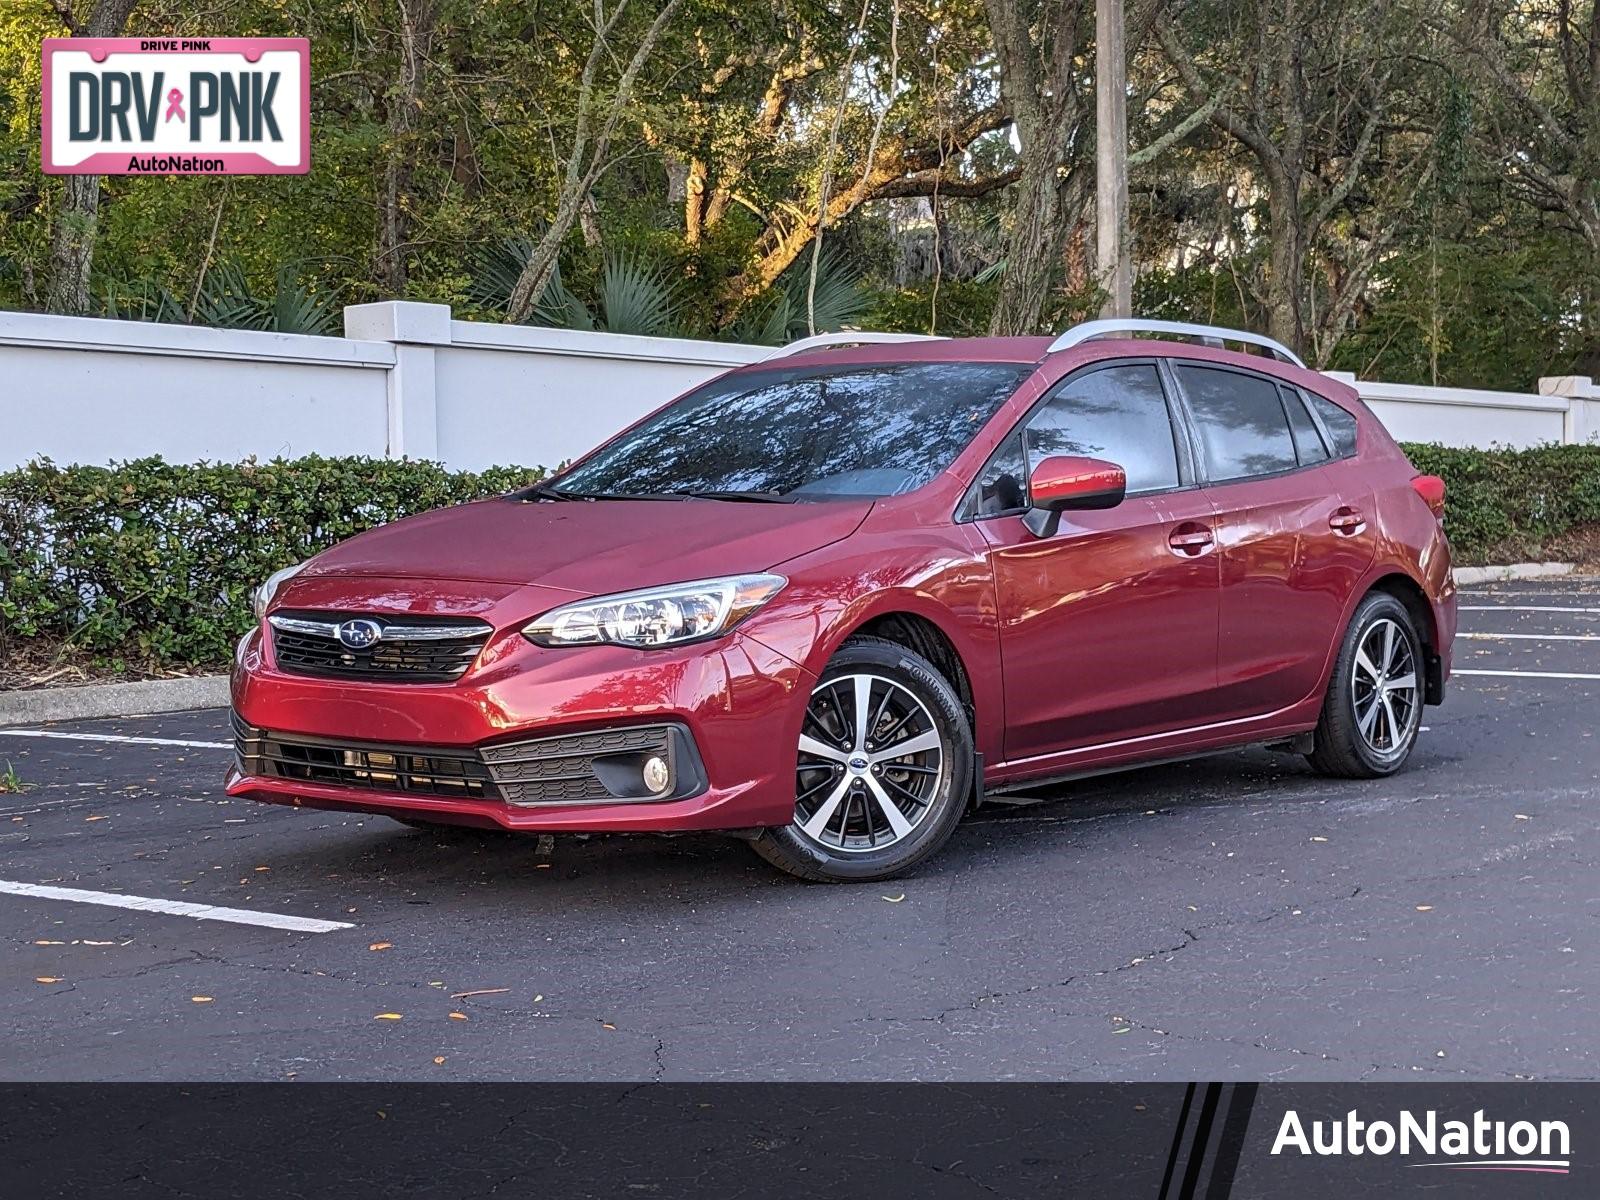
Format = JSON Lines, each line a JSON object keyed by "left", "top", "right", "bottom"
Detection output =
{"left": 1411, "top": 474, "right": 1446, "bottom": 517}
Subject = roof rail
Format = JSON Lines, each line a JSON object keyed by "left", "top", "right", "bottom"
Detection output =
{"left": 763, "top": 331, "right": 946, "bottom": 361}
{"left": 1047, "top": 319, "right": 1305, "bottom": 368}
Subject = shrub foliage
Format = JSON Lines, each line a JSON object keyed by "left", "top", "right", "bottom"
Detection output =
{"left": 1, "top": 447, "right": 1597, "bottom": 675}
{"left": 0, "top": 457, "right": 544, "bottom": 670}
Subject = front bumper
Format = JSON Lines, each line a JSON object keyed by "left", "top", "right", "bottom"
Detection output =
{"left": 227, "top": 622, "right": 812, "bottom": 832}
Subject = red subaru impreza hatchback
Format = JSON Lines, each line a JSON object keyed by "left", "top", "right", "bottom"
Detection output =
{"left": 229, "top": 320, "right": 1455, "bottom": 881}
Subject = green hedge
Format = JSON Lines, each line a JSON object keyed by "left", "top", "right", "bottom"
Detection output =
{"left": 1, "top": 447, "right": 1597, "bottom": 675}
{"left": 1402, "top": 443, "right": 1600, "bottom": 563}
{"left": 0, "top": 457, "right": 545, "bottom": 670}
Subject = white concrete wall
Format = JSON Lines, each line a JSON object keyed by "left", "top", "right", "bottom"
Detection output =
{"left": 1324, "top": 373, "right": 1574, "bottom": 450}
{"left": 0, "top": 310, "right": 393, "bottom": 471}
{"left": 1, "top": 301, "right": 1592, "bottom": 472}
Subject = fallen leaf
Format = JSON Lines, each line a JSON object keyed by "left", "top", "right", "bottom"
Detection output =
{"left": 254, "top": 866, "right": 270, "bottom": 872}
{"left": 191, "top": 996, "right": 213, "bottom": 1003}
{"left": 881, "top": 893, "right": 906, "bottom": 903}
{"left": 449, "top": 1012, "right": 469, "bottom": 1021}
{"left": 532, "top": 994, "right": 544, "bottom": 1003}
{"left": 1415, "top": 905, "right": 1434, "bottom": 912}
{"left": 84, "top": 815, "right": 108, "bottom": 822}
{"left": 374, "top": 1013, "right": 404, "bottom": 1021}
{"left": 602, "top": 1023, "right": 616, "bottom": 1030}
{"left": 368, "top": 942, "right": 393, "bottom": 952}
{"left": 34, "top": 976, "right": 62, "bottom": 984}
{"left": 450, "top": 988, "right": 509, "bottom": 999}
{"left": 433, "top": 1056, "right": 446, "bottom": 1065}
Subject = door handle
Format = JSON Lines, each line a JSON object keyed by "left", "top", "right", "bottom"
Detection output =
{"left": 1329, "top": 506, "right": 1366, "bottom": 535}
{"left": 1167, "top": 522, "right": 1215, "bottom": 557}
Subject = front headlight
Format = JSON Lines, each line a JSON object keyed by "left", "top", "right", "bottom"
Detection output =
{"left": 252, "top": 561, "right": 308, "bottom": 620}
{"left": 523, "top": 574, "right": 787, "bottom": 649}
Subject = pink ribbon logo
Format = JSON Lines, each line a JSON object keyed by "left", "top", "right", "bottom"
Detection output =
{"left": 164, "top": 88, "right": 185, "bottom": 123}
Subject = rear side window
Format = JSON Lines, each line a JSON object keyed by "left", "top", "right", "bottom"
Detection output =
{"left": 1306, "top": 392, "right": 1359, "bottom": 457}
{"left": 1280, "top": 386, "right": 1329, "bottom": 465}
{"left": 1024, "top": 364, "right": 1181, "bottom": 494}
{"left": 1174, "top": 364, "right": 1297, "bottom": 482}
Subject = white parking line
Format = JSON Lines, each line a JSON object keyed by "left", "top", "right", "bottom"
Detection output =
{"left": 0, "top": 730, "right": 229, "bottom": 750}
{"left": 1459, "top": 632, "right": 1600, "bottom": 642}
{"left": 1458, "top": 605, "right": 1600, "bottom": 614}
{"left": 1455, "top": 669, "right": 1600, "bottom": 681}
{"left": 0, "top": 880, "right": 354, "bottom": 933}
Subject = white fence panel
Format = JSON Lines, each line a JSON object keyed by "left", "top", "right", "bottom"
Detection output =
{"left": 1322, "top": 372, "right": 1570, "bottom": 450}
{"left": 0, "top": 311, "right": 392, "bottom": 472}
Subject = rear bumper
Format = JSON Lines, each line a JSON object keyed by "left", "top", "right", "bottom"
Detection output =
{"left": 228, "top": 623, "right": 813, "bottom": 832}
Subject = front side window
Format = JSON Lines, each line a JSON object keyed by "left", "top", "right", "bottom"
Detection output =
{"left": 1024, "top": 363, "right": 1181, "bottom": 494}
{"left": 553, "top": 362, "right": 1027, "bottom": 500}
{"left": 1174, "top": 364, "right": 1298, "bottom": 482}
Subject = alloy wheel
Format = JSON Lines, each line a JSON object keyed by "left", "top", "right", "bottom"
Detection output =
{"left": 794, "top": 672, "right": 946, "bottom": 854}
{"left": 1351, "top": 617, "right": 1419, "bottom": 759}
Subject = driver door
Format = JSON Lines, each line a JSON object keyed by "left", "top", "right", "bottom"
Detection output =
{"left": 971, "top": 361, "right": 1223, "bottom": 762}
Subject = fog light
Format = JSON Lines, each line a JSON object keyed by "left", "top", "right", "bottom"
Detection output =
{"left": 642, "top": 755, "right": 672, "bottom": 795}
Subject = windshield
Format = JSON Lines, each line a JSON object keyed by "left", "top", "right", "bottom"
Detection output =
{"left": 551, "top": 361, "right": 1028, "bottom": 500}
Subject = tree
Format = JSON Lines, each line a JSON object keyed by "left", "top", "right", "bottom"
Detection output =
{"left": 43, "top": 0, "right": 140, "bottom": 315}
{"left": 504, "top": 0, "right": 686, "bottom": 322}
{"left": 1448, "top": 0, "right": 1600, "bottom": 365}
{"left": 1155, "top": 0, "right": 1442, "bottom": 362}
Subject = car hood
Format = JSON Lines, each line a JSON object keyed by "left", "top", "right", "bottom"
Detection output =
{"left": 299, "top": 495, "right": 874, "bottom": 594}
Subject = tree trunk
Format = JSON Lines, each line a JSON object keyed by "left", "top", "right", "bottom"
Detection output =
{"left": 1264, "top": 182, "right": 1304, "bottom": 353}
{"left": 377, "top": 0, "right": 437, "bottom": 297}
{"left": 991, "top": 158, "right": 1066, "bottom": 334}
{"left": 44, "top": 0, "right": 140, "bottom": 314}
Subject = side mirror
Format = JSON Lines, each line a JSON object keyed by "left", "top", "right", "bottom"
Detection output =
{"left": 1023, "top": 455, "right": 1127, "bottom": 538}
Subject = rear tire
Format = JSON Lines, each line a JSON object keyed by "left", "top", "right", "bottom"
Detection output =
{"left": 751, "top": 636, "right": 973, "bottom": 882}
{"left": 1306, "top": 592, "right": 1424, "bottom": 779}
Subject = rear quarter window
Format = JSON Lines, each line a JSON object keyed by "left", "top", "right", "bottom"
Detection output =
{"left": 1306, "top": 391, "right": 1360, "bottom": 457}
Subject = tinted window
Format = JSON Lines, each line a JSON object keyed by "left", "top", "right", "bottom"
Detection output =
{"left": 556, "top": 362, "right": 1026, "bottom": 499}
{"left": 1024, "top": 364, "right": 1180, "bottom": 494}
{"left": 966, "top": 429, "right": 1028, "bottom": 518}
{"left": 1307, "top": 392, "right": 1359, "bottom": 457}
{"left": 1281, "top": 386, "right": 1329, "bottom": 465}
{"left": 1175, "top": 365, "right": 1297, "bottom": 481}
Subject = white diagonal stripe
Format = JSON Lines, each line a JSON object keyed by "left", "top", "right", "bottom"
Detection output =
{"left": 0, "top": 880, "right": 353, "bottom": 933}
{"left": 0, "top": 730, "right": 230, "bottom": 749}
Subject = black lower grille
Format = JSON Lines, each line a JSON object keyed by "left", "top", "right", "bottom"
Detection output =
{"left": 269, "top": 611, "right": 491, "bottom": 683}
{"left": 233, "top": 714, "right": 495, "bottom": 799}
{"left": 232, "top": 714, "right": 707, "bottom": 807}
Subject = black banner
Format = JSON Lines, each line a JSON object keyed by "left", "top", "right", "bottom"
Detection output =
{"left": 0, "top": 1083, "right": 1590, "bottom": 1198}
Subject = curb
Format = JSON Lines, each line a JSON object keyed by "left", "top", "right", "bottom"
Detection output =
{"left": 0, "top": 675, "right": 229, "bottom": 727}
{"left": 1452, "top": 562, "right": 1577, "bottom": 586}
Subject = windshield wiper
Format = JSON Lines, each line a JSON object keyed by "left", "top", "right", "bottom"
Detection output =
{"left": 515, "top": 483, "right": 585, "bottom": 502}
{"left": 675, "top": 490, "right": 796, "bottom": 503}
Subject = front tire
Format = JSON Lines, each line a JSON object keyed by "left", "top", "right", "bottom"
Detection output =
{"left": 751, "top": 636, "right": 973, "bottom": 882}
{"left": 1306, "top": 592, "right": 1425, "bottom": 778}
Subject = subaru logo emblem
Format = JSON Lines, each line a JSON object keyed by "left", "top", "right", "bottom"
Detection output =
{"left": 336, "top": 618, "right": 383, "bottom": 650}
{"left": 848, "top": 755, "right": 870, "bottom": 773}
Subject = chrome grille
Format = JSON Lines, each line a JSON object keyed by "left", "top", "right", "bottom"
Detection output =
{"left": 268, "top": 611, "right": 491, "bottom": 682}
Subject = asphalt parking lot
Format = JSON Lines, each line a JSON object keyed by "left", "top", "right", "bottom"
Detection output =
{"left": 1, "top": 578, "right": 1597, "bottom": 1082}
